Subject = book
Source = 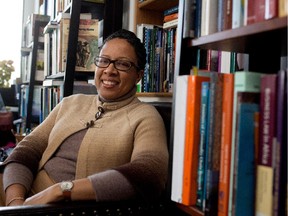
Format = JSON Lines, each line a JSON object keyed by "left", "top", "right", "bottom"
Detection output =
{"left": 201, "top": 0, "right": 218, "bottom": 36}
{"left": 182, "top": 75, "right": 210, "bottom": 206}
{"left": 254, "top": 0, "right": 266, "bottom": 23}
{"left": 217, "top": 0, "right": 233, "bottom": 31}
{"left": 164, "top": 5, "right": 179, "bottom": 16}
{"left": 56, "top": 12, "right": 72, "bottom": 73}
{"left": 218, "top": 51, "right": 231, "bottom": 73}
{"left": 196, "top": 81, "right": 210, "bottom": 210}
{"left": 232, "top": 0, "right": 244, "bottom": 28}
{"left": 255, "top": 73, "right": 278, "bottom": 216}
{"left": 273, "top": 69, "right": 287, "bottom": 216}
{"left": 217, "top": 73, "right": 234, "bottom": 216}
{"left": 204, "top": 72, "right": 224, "bottom": 215}
{"left": 279, "top": 0, "right": 288, "bottom": 17}
{"left": 163, "top": 12, "right": 178, "bottom": 23}
{"left": 194, "top": 0, "right": 202, "bottom": 38}
{"left": 245, "top": 0, "right": 256, "bottom": 25}
{"left": 228, "top": 71, "right": 263, "bottom": 216}
{"left": 163, "top": 19, "right": 178, "bottom": 29}
{"left": 75, "top": 19, "right": 99, "bottom": 72}
{"left": 232, "top": 92, "right": 260, "bottom": 216}
{"left": 264, "top": 0, "right": 278, "bottom": 20}
{"left": 183, "top": 0, "right": 196, "bottom": 38}
{"left": 171, "top": 75, "right": 189, "bottom": 203}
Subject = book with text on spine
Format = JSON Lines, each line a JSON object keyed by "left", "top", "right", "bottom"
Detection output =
{"left": 182, "top": 75, "right": 210, "bottom": 206}
{"left": 255, "top": 73, "right": 278, "bottom": 216}
{"left": 196, "top": 81, "right": 210, "bottom": 210}
{"left": 218, "top": 73, "right": 234, "bottom": 216}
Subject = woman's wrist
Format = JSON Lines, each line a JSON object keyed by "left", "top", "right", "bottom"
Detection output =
{"left": 6, "top": 196, "right": 25, "bottom": 206}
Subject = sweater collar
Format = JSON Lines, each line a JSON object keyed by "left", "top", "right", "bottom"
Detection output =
{"left": 96, "top": 86, "right": 138, "bottom": 111}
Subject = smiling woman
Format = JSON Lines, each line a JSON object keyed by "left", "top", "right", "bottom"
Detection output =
{"left": 0, "top": 1, "right": 23, "bottom": 85}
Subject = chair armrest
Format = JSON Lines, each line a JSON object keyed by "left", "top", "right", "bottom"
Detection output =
{"left": 0, "top": 199, "right": 172, "bottom": 216}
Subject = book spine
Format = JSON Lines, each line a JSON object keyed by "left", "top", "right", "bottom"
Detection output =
{"left": 201, "top": 0, "right": 218, "bottom": 36}
{"left": 246, "top": 0, "right": 256, "bottom": 25}
{"left": 255, "top": 74, "right": 278, "bottom": 216}
{"left": 204, "top": 73, "right": 223, "bottom": 215}
{"left": 265, "top": 0, "right": 278, "bottom": 20}
{"left": 279, "top": 0, "right": 288, "bottom": 17}
{"left": 182, "top": 75, "right": 210, "bottom": 206}
{"left": 196, "top": 81, "right": 210, "bottom": 209}
{"left": 255, "top": 0, "right": 266, "bottom": 23}
{"left": 217, "top": 74, "right": 234, "bottom": 216}
{"left": 233, "top": 101, "right": 259, "bottom": 216}
{"left": 273, "top": 69, "right": 287, "bottom": 216}
{"left": 164, "top": 12, "right": 178, "bottom": 23}
{"left": 163, "top": 5, "right": 179, "bottom": 16}
{"left": 171, "top": 75, "right": 189, "bottom": 203}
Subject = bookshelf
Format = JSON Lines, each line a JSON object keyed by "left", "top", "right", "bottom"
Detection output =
{"left": 168, "top": 0, "right": 287, "bottom": 215}
{"left": 43, "top": 0, "right": 123, "bottom": 97}
{"left": 20, "top": 0, "right": 123, "bottom": 125}
{"left": 133, "top": 0, "right": 178, "bottom": 97}
{"left": 20, "top": 13, "right": 50, "bottom": 132}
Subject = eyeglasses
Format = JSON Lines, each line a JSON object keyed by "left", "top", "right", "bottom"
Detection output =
{"left": 94, "top": 56, "right": 139, "bottom": 72}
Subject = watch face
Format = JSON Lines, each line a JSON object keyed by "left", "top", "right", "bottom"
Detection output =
{"left": 61, "top": 181, "right": 73, "bottom": 191}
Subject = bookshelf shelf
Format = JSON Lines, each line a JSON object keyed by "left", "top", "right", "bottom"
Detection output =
{"left": 138, "top": 0, "right": 178, "bottom": 11}
{"left": 189, "top": 16, "right": 287, "bottom": 53}
{"left": 136, "top": 92, "right": 172, "bottom": 97}
{"left": 176, "top": 203, "right": 204, "bottom": 216}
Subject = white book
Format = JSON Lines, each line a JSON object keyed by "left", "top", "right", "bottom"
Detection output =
{"left": 171, "top": 75, "right": 189, "bottom": 203}
{"left": 232, "top": 0, "right": 244, "bottom": 28}
{"left": 201, "top": 0, "right": 218, "bottom": 36}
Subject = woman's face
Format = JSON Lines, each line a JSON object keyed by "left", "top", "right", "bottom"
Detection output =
{"left": 94, "top": 38, "right": 143, "bottom": 100}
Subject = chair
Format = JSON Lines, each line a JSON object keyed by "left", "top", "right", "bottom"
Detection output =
{"left": 0, "top": 102, "right": 187, "bottom": 215}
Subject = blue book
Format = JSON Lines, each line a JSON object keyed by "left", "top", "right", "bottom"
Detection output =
{"left": 196, "top": 81, "right": 210, "bottom": 209}
{"left": 163, "top": 5, "right": 179, "bottom": 16}
{"left": 233, "top": 99, "right": 259, "bottom": 216}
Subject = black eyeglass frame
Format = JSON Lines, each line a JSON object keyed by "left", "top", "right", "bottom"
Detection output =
{"left": 94, "top": 56, "right": 140, "bottom": 72}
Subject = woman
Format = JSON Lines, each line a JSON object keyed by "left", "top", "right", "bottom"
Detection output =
{"left": 0, "top": 29, "right": 169, "bottom": 206}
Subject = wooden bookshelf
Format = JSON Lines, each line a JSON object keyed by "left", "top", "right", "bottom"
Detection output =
{"left": 189, "top": 16, "right": 287, "bottom": 53}
{"left": 169, "top": 1, "right": 287, "bottom": 216}
{"left": 176, "top": 203, "right": 204, "bottom": 216}
{"left": 138, "top": 0, "right": 178, "bottom": 10}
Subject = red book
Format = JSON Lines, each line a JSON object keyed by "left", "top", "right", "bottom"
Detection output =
{"left": 182, "top": 75, "right": 210, "bottom": 206}
{"left": 163, "top": 12, "right": 178, "bottom": 23}
{"left": 254, "top": 0, "right": 265, "bottom": 23}
{"left": 246, "top": 0, "right": 256, "bottom": 25}
{"left": 218, "top": 73, "right": 234, "bottom": 216}
{"left": 265, "top": 0, "right": 278, "bottom": 20}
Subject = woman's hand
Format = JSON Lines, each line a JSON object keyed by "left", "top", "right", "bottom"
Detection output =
{"left": 23, "top": 178, "right": 96, "bottom": 205}
{"left": 23, "top": 184, "right": 63, "bottom": 205}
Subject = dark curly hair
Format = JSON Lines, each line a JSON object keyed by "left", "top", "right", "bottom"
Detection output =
{"left": 101, "top": 29, "right": 146, "bottom": 71}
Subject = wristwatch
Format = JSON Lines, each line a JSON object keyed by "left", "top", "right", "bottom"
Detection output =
{"left": 60, "top": 181, "right": 74, "bottom": 200}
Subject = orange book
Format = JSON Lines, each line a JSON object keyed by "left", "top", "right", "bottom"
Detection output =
{"left": 182, "top": 75, "right": 210, "bottom": 206}
{"left": 163, "top": 12, "right": 178, "bottom": 23}
{"left": 217, "top": 73, "right": 234, "bottom": 216}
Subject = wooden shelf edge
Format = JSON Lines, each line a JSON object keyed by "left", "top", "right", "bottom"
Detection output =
{"left": 190, "top": 16, "right": 287, "bottom": 49}
{"left": 175, "top": 203, "right": 204, "bottom": 216}
{"left": 136, "top": 92, "right": 173, "bottom": 97}
{"left": 138, "top": 0, "right": 178, "bottom": 11}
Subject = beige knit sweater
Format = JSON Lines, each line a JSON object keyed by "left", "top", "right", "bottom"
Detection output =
{"left": 2, "top": 93, "right": 169, "bottom": 201}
